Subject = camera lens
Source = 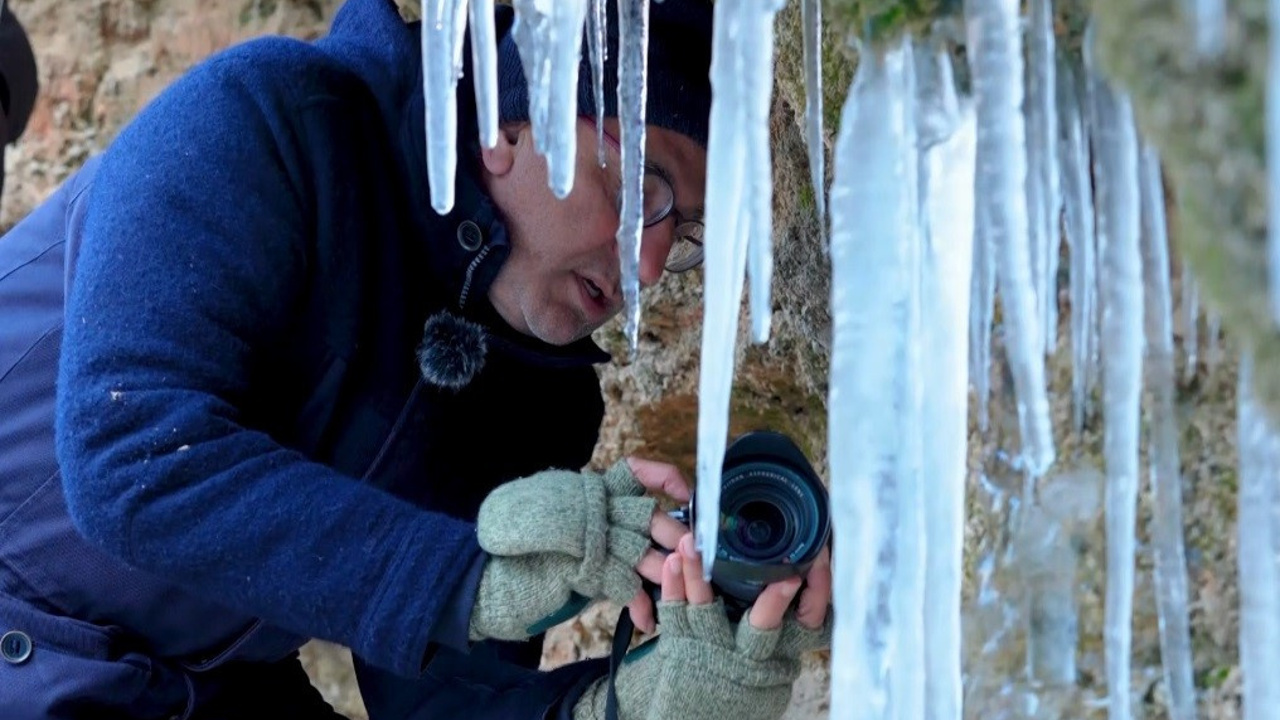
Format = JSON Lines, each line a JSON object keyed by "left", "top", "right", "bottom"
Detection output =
{"left": 728, "top": 499, "right": 791, "bottom": 557}
{"left": 719, "top": 465, "right": 817, "bottom": 564}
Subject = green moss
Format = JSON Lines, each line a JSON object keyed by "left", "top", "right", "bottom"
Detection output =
{"left": 825, "top": 0, "right": 957, "bottom": 49}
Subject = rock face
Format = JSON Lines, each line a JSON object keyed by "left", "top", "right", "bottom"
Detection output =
{"left": 1, "top": 0, "right": 1250, "bottom": 718}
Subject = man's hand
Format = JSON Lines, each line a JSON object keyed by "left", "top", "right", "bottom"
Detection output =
{"left": 573, "top": 533, "right": 833, "bottom": 720}
{"left": 468, "top": 458, "right": 691, "bottom": 643}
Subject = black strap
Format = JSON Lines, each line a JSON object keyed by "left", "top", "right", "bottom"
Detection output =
{"left": 604, "top": 606, "right": 636, "bottom": 720}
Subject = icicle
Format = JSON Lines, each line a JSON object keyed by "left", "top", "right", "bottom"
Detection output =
{"left": 469, "top": 0, "right": 499, "bottom": 148}
{"left": 422, "top": 0, "right": 469, "bottom": 214}
{"left": 1206, "top": 310, "right": 1223, "bottom": 368}
{"left": 546, "top": 0, "right": 589, "bottom": 197}
{"left": 828, "top": 38, "right": 916, "bottom": 720}
{"left": 1269, "top": 0, "right": 1280, "bottom": 323}
{"left": 694, "top": 0, "right": 749, "bottom": 575}
{"left": 966, "top": 0, "right": 1055, "bottom": 475}
{"left": 1092, "top": 76, "right": 1143, "bottom": 720}
{"left": 969, "top": 200, "right": 996, "bottom": 433}
{"left": 801, "top": 0, "right": 826, "bottom": 240}
{"left": 1139, "top": 145, "right": 1196, "bottom": 720}
{"left": 1057, "top": 54, "right": 1097, "bottom": 433}
{"left": 1237, "top": 352, "right": 1280, "bottom": 720}
{"left": 746, "top": 2, "right": 786, "bottom": 344}
{"left": 1187, "top": 0, "right": 1227, "bottom": 59}
{"left": 1182, "top": 268, "right": 1199, "bottom": 382}
{"left": 615, "top": 0, "right": 649, "bottom": 353}
{"left": 1028, "top": 0, "right": 1060, "bottom": 355}
{"left": 917, "top": 45, "right": 977, "bottom": 720}
{"left": 587, "top": 0, "right": 606, "bottom": 165}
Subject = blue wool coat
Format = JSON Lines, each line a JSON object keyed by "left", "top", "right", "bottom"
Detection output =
{"left": 0, "top": 0, "right": 614, "bottom": 716}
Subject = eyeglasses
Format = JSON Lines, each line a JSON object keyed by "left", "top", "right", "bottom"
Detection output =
{"left": 599, "top": 126, "right": 704, "bottom": 274}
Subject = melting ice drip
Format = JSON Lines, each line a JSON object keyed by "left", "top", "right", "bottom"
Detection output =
{"left": 418, "top": 1, "right": 1272, "bottom": 718}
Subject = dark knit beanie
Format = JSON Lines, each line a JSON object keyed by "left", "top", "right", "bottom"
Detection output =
{"left": 496, "top": 1, "right": 713, "bottom": 149}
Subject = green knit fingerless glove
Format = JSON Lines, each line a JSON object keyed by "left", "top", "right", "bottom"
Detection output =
{"left": 573, "top": 599, "right": 827, "bottom": 720}
{"left": 468, "top": 461, "right": 657, "bottom": 642}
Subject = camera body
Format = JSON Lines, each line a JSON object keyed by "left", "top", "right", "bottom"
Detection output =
{"left": 662, "top": 430, "right": 831, "bottom": 621}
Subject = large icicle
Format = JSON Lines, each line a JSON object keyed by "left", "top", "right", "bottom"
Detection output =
{"left": 587, "top": 0, "right": 606, "bottom": 165}
{"left": 1138, "top": 146, "right": 1196, "bottom": 720}
{"left": 1028, "top": 0, "right": 1061, "bottom": 355}
{"left": 694, "top": 0, "right": 749, "bottom": 574}
{"left": 828, "top": 38, "right": 915, "bottom": 720}
{"left": 509, "top": 1, "right": 590, "bottom": 197}
{"left": 615, "top": 0, "right": 649, "bottom": 353}
{"left": 468, "top": 0, "right": 499, "bottom": 148}
{"left": 917, "top": 45, "right": 977, "bottom": 720}
{"left": 1057, "top": 54, "right": 1097, "bottom": 433}
{"left": 746, "top": 2, "right": 786, "bottom": 344}
{"left": 1237, "top": 353, "right": 1280, "bottom": 720}
{"left": 422, "top": 0, "right": 469, "bottom": 214}
{"left": 1092, "top": 76, "right": 1143, "bottom": 720}
{"left": 801, "top": 0, "right": 826, "bottom": 239}
{"left": 966, "top": 0, "right": 1055, "bottom": 475}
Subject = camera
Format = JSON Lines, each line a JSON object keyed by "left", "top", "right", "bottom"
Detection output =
{"left": 658, "top": 430, "right": 831, "bottom": 621}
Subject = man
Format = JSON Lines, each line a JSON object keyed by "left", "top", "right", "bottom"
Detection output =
{"left": 0, "top": 2, "right": 37, "bottom": 200}
{"left": 0, "top": 0, "right": 831, "bottom": 718}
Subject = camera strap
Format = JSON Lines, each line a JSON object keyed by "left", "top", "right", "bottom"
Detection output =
{"left": 604, "top": 606, "right": 636, "bottom": 720}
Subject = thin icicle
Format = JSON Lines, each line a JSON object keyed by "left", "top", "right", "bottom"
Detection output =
{"left": 828, "top": 39, "right": 915, "bottom": 720}
{"left": 1206, "top": 310, "right": 1223, "bottom": 369}
{"left": 1188, "top": 0, "right": 1227, "bottom": 59}
{"left": 1057, "top": 53, "right": 1097, "bottom": 433}
{"left": 966, "top": 0, "right": 1055, "bottom": 475}
{"left": 1237, "top": 352, "right": 1280, "bottom": 720}
{"left": 694, "top": 0, "right": 749, "bottom": 575}
{"left": 615, "top": 0, "right": 649, "bottom": 353}
{"left": 545, "top": 0, "right": 589, "bottom": 197}
{"left": 1269, "top": 0, "right": 1280, "bottom": 323}
{"left": 917, "top": 46, "right": 977, "bottom": 720}
{"left": 1182, "top": 268, "right": 1200, "bottom": 382}
{"left": 746, "top": 2, "right": 786, "bottom": 344}
{"left": 468, "top": 0, "right": 499, "bottom": 148}
{"left": 422, "top": 0, "right": 469, "bottom": 214}
{"left": 969, "top": 199, "right": 996, "bottom": 433}
{"left": 1028, "top": 0, "right": 1060, "bottom": 354}
{"left": 587, "top": 0, "right": 606, "bottom": 165}
{"left": 1092, "top": 76, "right": 1143, "bottom": 720}
{"left": 801, "top": 0, "right": 826, "bottom": 239}
{"left": 1139, "top": 145, "right": 1196, "bottom": 720}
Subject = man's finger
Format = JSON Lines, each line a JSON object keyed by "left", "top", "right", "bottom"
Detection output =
{"left": 627, "top": 588, "right": 655, "bottom": 635}
{"left": 679, "top": 534, "right": 715, "bottom": 605}
{"left": 649, "top": 509, "right": 687, "bottom": 551}
{"left": 636, "top": 548, "right": 667, "bottom": 585}
{"left": 660, "top": 550, "right": 686, "bottom": 602}
{"left": 796, "top": 549, "right": 832, "bottom": 630}
{"left": 748, "top": 577, "right": 802, "bottom": 631}
{"left": 626, "top": 458, "right": 692, "bottom": 502}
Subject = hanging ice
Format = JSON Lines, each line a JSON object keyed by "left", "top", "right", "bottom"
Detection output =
{"left": 802, "top": 0, "right": 826, "bottom": 239}
{"left": 1182, "top": 269, "right": 1199, "bottom": 382}
{"left": 1206, "top": 310, "right": 1223, "bottom": 369}
{"left": 827, "top": 38, "right": 916, "bottom": 720}
{"left": 587, "top": 0, "right": 607, "bottom": 165}
{"left": 966, "top": 0, "right": 1055, "bottom": 475}
{"left": 917, "top": 45, "right": 977, "bottom": 720}
{"left": 1092, "top": 76, "right": 1143, "bottom": 720}
{"left": 1237, "top": 353, "right": 1280, "bottom": 720}
{"left": 1138, "top": 145, "right": 1196, "bottom": 720}
{"left": 1057, "top": 54, "right": 1098, "bottom": 433}
{"left": 1187, "top": 0, "right": 1227, "bottom": 59}
{"left": 694, "top": 0, "right": 749, "bottom": 574}
{"left": 746, "top": 1, "right": 786, "bottom": 344}
{"left": 614, "top": 0, "right": 649, "bottom": 353}
{"left": 969, "top": 200, "right": 996, "bottom": 433}
{"left": 422, "top": 0, "right": 469, "bottom": 214}
{"left": 469, "top": 0, "right": 499, "bottom": 148}
{"left": 694, "top": 0, "right": 785, "bottom": 569}
{"left": 1027, "top": 0, "right": 1061, "bottom": 355}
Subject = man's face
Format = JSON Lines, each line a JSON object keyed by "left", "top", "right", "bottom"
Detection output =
{"left": 480, "top": 117, "right": 708, "bottom": 346}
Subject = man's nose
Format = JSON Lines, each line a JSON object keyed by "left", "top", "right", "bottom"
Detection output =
{"left": 638, "top": 225, "right": 674, "bottom": 288}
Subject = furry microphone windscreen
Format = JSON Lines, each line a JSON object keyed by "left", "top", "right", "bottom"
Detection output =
{"left": 416, "top": 311, "right": 488, "bottom": 390}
